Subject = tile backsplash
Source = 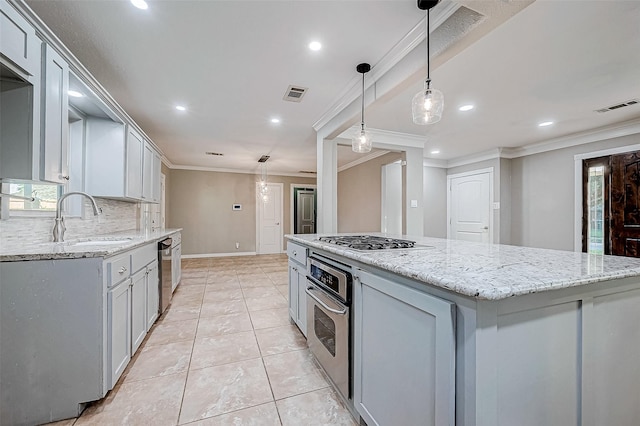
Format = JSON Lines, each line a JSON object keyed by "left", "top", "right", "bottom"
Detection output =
{"left": 0, "top": 198, "right": 139, "bottom": 247}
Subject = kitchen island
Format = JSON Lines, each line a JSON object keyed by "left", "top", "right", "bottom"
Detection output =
{"left": 286, "top": 233, "right": 640, "bottom": 426}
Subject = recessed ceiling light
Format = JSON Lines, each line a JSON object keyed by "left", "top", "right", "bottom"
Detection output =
{"left": 308, "top": 41, "right": 322, "bottom": 51}
{"left": 175, "top": 105, "right": 186, "bottom": 111}
{"left": 67, "top": 90, "right": 84, "bottom": 98}
{"left": 538, "top": 121, "right": 554, "bottom": 127}
{"left": 430, "top": 150, "right": 440, "bottom": 155}
{"left": 459, "top": 104, "right": 474, "bottom": 111}
{"left": 270, "top": 118, "right": 281, "bottom": 124}
{"left": 131, "top": 0, "right": 148, "bottom": 10}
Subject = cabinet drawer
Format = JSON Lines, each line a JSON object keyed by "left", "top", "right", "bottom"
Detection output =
{"left": 287, "top": 241, "right": 307, "bottom": 265}
{"left": 106, "top": 253, "right": 131, "bottom": 287}
{"left": 131, "top": 243, "right": 156, "bottom": 273}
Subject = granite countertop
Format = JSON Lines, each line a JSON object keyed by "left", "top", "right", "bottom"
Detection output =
{"left": 286, "top": 233, "right": 640, "bottom": 300}
{"left": 0, "top": 228, "right": 182, "bottom": 262}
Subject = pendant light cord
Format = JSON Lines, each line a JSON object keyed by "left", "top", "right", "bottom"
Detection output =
{"left": 361, "top": 71, "right": 365, "bottom": 131}
{"left": 426, "top": 8, "right": 431, "bottom": 89}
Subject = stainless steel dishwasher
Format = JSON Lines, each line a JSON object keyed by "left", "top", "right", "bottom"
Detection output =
{"left": 158, "top": 237, "right": 174, "bottom": 314}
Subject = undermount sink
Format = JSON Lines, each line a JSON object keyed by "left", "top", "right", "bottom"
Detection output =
{"left": 71, "top": 239, "right": 133, "bottom": 246}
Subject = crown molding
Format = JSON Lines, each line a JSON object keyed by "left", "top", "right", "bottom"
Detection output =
{"left": 338, "top": 127, "right": 426, "bottom": 149}
{"left": 338, "top": 150, "right": 391, "bottom": 173}
{"left": 312, "top": 1, "right": 461, "bottom": 133}
{"left": 167, "top": 164, "right": 316, "bottom": 178}
{"left": 423, "top": 158, "right": 449, "bottom": 168}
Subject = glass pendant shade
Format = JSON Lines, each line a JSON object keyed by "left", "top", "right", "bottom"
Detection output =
{"left": 412, "top": 86, "right": 444, "bottom": 125}
{"left": 352, "top": 128, "right": 372, "bottom": 153}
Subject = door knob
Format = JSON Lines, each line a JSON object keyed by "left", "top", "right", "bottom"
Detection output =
{"left": 275, "top": 222, "right": 280, "bottom": 225}
{"left": 483, "top": 226, "right": 489, "bottom": 230}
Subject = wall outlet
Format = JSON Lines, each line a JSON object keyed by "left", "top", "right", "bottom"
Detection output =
{"left": 235, "top": 242, "right": 240, "bottom": 249}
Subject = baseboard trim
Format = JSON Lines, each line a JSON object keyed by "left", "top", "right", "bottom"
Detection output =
{"left": 181, "top": 252, "right": 257, "bottom": 259}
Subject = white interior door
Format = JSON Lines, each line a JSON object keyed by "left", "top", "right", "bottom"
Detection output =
{"left": 257, "top": 183, "right": 283, "bottom": 254}
{"left": 448, "top": 169, "right": 492, "bottom": 243}
{"left": 381, "top": 162, "right": 403, "bottom": 235}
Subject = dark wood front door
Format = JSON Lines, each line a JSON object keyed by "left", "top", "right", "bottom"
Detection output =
{"left": 611, "top": 152, "right": 640, "bottom": 257}
{"left": 583, "top": 150, "right": 640, "bottom": 257}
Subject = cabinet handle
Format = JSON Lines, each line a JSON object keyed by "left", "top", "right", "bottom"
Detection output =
{"left": 119, "top": 266, "right": 127, "bottom": 274}
{"left": 59, "top": 174, "right": 70, "bottom": 181}
{"left": 293, "top": 250, "right": 297, "bottom": 256}
{"left": 292, "top": 267, "right": 297, "bottom": 272}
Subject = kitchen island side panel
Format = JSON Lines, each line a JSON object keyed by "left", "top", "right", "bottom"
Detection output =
{"left": 0, "top": 258, "right": 105, "bottom": 426}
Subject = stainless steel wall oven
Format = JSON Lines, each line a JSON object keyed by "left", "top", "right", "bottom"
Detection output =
{"left": 306, "top": 254, "right": 352, "bottom": 401}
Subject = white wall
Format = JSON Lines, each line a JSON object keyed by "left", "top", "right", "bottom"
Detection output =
{"left": 423, "top": 166, "right": 447, "bottom": 238}
{"left": 510, "top": 133, "right": 639, "bottom": 250}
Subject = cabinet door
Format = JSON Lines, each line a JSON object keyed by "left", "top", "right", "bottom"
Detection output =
{"left": 125, "top": 127, "right": 143, "bottom": 200}
{"left": 41, "top": 44, "right": 69, "bottom": 183}
{"left": 354, "top": 270, "right": 456, "bottom": 426}
{"left": 171, "top": 244, "right": 181, "bottom": 292}
{"left": 146, "top": 261, "right": 159, "bottom": 330}
{"left": 142, "top": 142, "right": 153, "bottom": 200}
{"left": 152, "top": 150, "right": 161, "bottom": 203}
{"left": 0, "top": 0, "right": 40, "bottom": 77}
{"left": 288, "top": 261, "right": 299, "bottom": 324}
{"left": 131, "top": 269, "right": 147, "bottom": 353}
{"left": 108, "top": 278, "right": 131, "bottom": 390}
{"left": 296, "top": 266, "right": 307, "bottom": 337}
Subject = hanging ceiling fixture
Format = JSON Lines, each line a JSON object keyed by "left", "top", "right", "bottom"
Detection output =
{"left": 257, "top": 157, "right": 270, "bottom": 203}
{"left": 352, "top": 63, "right": 372, "bottom": 153}
{"left": 412, "top": 0, "right": 444, "bottom": 125}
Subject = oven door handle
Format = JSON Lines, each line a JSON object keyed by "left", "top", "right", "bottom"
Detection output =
{"left": 306, "top": 286, "right": 348, "bottom": 315}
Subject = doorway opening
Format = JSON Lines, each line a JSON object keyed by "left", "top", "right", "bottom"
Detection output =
{"left": 582, "top": 151, "right": 640, "bottom": 257}
{"left": 291, "top": 184, "right": 317, "bottom": 234}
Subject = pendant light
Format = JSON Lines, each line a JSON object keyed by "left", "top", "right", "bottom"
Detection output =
{"left": 352, "top": 63, "right": 372, "bottom": 153}
{"left": 257, "top": 157, "right": 270, "bottom": 203}
{"left": 412, "top": 0, "right": 444, "bottom": 125}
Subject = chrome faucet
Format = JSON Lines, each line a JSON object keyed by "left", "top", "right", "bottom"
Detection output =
{"left": 52, "top": 191, "right": 102, "bottom": 242}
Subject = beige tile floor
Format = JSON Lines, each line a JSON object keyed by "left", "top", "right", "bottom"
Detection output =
{"left": 45, "top": 254, "right": 356, "bottom": 426}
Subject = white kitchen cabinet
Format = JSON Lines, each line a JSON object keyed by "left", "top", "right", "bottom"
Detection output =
{"left": 146, "top": 260, "right": 159, "bottom": 329}
{"left": 142, "top": 141, "right": 153, "bottom": 200}
{"left": 152, "top": 150, "right": 161, "bottom": 202}
{"left": 125, "top": 127, "right": 144, "bottom": 200}
{"left": 353, "top": 269, "right": 456, "bottom": 426}
{"left": 41, "top": 43, "right": 69, "bottom": 183}
{"left": 131, "top": 268, "right": 147, "bottom": 353}
{"left": 108, "top": 277, "right": 131, "bottom": 390}
{"left": 172, "top": 242, "right": 182, "bottom": 292}
{"left": 288, "top": 260, "right": 307, "bottom": 336}
{"left": 1, "top": 0, "right": 40, "bottom": 77}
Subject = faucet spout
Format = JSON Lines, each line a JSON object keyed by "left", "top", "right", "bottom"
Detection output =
{"left": 53, "top": 192, "right": 102, "bottom": 242}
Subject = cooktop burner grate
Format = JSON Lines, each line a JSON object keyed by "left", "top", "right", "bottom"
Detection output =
{"left": 318, "top": 235, "right": 416, "bottom": 250}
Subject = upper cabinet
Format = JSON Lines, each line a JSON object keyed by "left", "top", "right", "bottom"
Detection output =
{"left": 41, "top": 44, "right": 69, "bottom": 183}
{"left": 0, "top": 0, "right": 69, "bottom": 183}
{"left": 85, "top": 119, "right": 161, "bottom": 203}
{"left": 0, "top": 0, "right": 40, "bottom": 78}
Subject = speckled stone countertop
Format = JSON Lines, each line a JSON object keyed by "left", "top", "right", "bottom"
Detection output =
{"left": 286, "top": 233, "right": 640, "bottom": 300}
{"left": 0, "top": 229, "right": 182, "bottom": 262}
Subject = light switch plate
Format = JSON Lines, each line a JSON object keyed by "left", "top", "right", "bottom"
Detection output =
{"left": 410, "top": 199, "right": 418, "bottom": 208}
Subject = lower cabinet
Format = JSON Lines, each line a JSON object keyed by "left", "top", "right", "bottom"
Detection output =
{"left": 172, "top": 243, "right": 182, "bottom": 292}
{"left": 353, "top": 269, "right": 456, "bottom": 426}
{"left": 146, "top": 260, "right": 159, "bottom": 329}
{"left": 108, "top": 278, "right": 132, "bottom": 388}
{"left": 107, "top": 245, "right": 160, "bottom": 389}
{"left": 288, "top": 259, "right": 307, "bottom": 336}
{"left": 131, "top": 268, "right": 147, "bottom": 353}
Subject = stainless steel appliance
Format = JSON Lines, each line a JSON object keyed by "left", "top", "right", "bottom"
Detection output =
{"left": 306, "top": 255, "right": 352, "bottom": 400}
{"left": 158, "top": 237, "right": 173, "bottom": 314}
{"left": 318, "top": 235, "right": 416, "bottom": 250}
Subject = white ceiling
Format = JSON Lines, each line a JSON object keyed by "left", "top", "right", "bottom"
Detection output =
{"left": 25, "top": 0, "right": 640, "bottom": 174}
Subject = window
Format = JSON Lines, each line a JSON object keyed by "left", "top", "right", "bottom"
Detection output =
{"left": 8, "top": 183, "right": 60, "bottom": 213}
{"left": 586, "top": 166, "right": 605, "bottom": 254}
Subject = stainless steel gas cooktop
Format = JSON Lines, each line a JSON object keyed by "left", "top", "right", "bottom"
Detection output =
{"left": 318, "top": 235, "right": 416, "bottom": 250}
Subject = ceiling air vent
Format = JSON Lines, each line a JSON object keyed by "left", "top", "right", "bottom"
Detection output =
{"left": 595, "top": 99, "right": 639, "bottom": 113}
{"left": 258, "top": 155, "right": 270, "bottom": 163}
{"left": 205, "top": 152, "right": 224, "bottom": 156}
{"left": 283, "top": 85, "right": 308, "bottom": 102}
